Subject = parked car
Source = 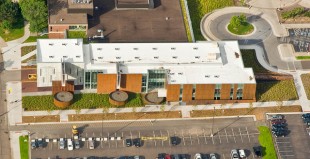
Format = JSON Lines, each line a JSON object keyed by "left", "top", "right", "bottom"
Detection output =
{"left": 302, "top": 113, "right": 310, "bottom": 119}
{"left": 31, "top": 139, "right": 38, "bottom": 149}
{"left": 165, "top": 154, "right": 171, "bottom": 159}
{"left": 253, "top": 146, "right": 262, "bottom": 157}
{"left": 194, "top": 153, "right": 202, "bottom": 159}
{"left": 133, "top": 138, "right": 141, "bottom": 147}
{"left": 270, "top": 114, "right": 284, "bottom": 120}
{"left": 171, "top": 154, "right": 179, "bottom": 159}
{"left": 271, "top": 123, "right": 286, "bottom": 127}
{"left": 88, "top": 138, "right": 94, "bottom": 149}
{"left": 37, "top": 138, "right": 44, "bottom": 148}
{"left": 179, "top": 154, "right": 188, "bottom": 159}
{"left": 67, "top": 139, "right": 74, "bottom": 151}
{"left": 59, "top": 138, "right": 65, "bottom": 149}
{"left": 157, "top": 153, "right": 166, "bottom": 159}
{"left": 125, "top": 138, "right": 132, "bottom": 147}
{"left": 303, "top": 118, "right": 310, "bottom": 123}
{"left": 273, "top": 131, "right": 285, "bottom": 137}
{"left": 119, "top": 156, "right": 128, "bottom": 159}
{"left": 73, "top": 136, "right": 80, "bottom": 149}
{"left": 239, "top": 149, "right": 246, "bottom": 158}
{"left": 133, "top": 156, "right": 140, "bottom": 159}
{"left": 170, "top": 136, "right": 178, "bottom": 145}
{"left": 209, "top": 153, "right": 217, "bottom": 159}
{"left": 271, "top": 119, "right": 286, "bottom": 124}
{"left": 231, "top": 149, "right": 239, "bottom": 159}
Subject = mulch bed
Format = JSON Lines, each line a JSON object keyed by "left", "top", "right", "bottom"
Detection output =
{"left": 22, "top": 115, "right": 60, "bottom": 123}
{"left": 68, "top": 111, "right": 182, "bottom": 121}
{"left": 191, "top": 105, "right": 302, "bottom": 120}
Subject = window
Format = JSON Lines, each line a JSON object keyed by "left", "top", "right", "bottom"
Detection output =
{"left": 179, "top": 84, "right": 183, "bottom": 99}
{"left": 147, "top": 69, "right": 166, "bottom": 92}
{"left": 141, "top": 74, "right": 148, "bottom": 93}
{"left": 236, "top": 84, "right": 244, "bottom": 100}
{"left": 134, "top": 57, "right": 140, "bottom": 59}
{"left": 98, "top": 57, "right": 103, "bottom": 59}
{"left": 192, "top": 84, "right": 196, "bottom": 100}
{"left": 214, "top": 84, "right": 221, "bottom": 100}
{"left": 230, "top": 84, "right": 234, "bottom": 100}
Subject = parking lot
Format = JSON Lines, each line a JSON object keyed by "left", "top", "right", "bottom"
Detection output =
{"left": 268, "top": 114, "right": 310, "bottom": 159}
{"left": 278, "top": 28, "right": 310, "bottom": 53}
{"left": 29, "top": 118, "right": 260, "bottom": 159}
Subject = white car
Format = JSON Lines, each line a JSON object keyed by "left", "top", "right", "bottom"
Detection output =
{"left": 67, "top": 139, "right": 73, "bottom": 151}
{"left": 231, "top": 149, "right": 239, "bottom": 159}
{"left": 194, "top": 153, "right": 202, "bottom": 159}
{"left": 210, "top": 153, "right": 217, "bottom": 159}
{"left": 88, "top": 137, "right": 94, "bottom": 149}
{"left": 239, "top": 149, "right": 246, "bottom": 158}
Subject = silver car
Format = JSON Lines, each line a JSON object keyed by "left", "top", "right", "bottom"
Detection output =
{"left": 231, "top": 149, "right": 239, "bottom": 159}
{"left": 59, "top": 138, "right": 65, "bottom": 149}
{"left": 210, "top": 153, "right": 217, "bottom": 159}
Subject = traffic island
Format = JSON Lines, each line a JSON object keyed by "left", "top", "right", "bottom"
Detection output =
{"left": 227, "top": 14, "right": 254, "bottom": 35}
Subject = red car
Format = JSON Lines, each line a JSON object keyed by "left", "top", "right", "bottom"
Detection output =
{"left": 165, "top": 154, "right": 171, "bottom": 159}
{"left": 271, "top": 119, "right": 286, "bottom": 124}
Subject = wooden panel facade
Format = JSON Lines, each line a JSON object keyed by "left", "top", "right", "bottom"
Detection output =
{"left": 220, "top": 84, "right": 231, "bottom": 100}
{"left": 195, "top": 84, "right": 215, "bottom": 100}
{"left": 52, "top": 80, "right": 74, "bottom": 95}
{"left": 120, "top": 74, "right": 142, "bottom": 93}
{"left": 182, "top": 84, "right": 193, "bottom": 102}
{"left": 97, "top": 74, "right": 117, "bottom": 94}
{"left": 243, "top": 84, "right": 256, "bottom": 100}
{"left": 166, "top": 84, "right": 180, "bottom": 101}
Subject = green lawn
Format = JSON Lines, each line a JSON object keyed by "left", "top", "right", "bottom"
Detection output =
{"left": 258, "top": 126, "right": 277, "bottom": 159}
{"left": 21, "top": 46, "right": 36, "bottom": 56}
{"left": 227, "top": 22, "right": 254, "bottom": 35}
{"left": 67, "top": 31, "right": 86, "bottom": 38}
{"left": 23, "top": 93, "right": 144, "bottom": 111}
{"left": 240, "top": 49, "right": 270, "bottom": 73}
{"left": 19, "top": 135, "right": 29, "bottom": 159}
{"left": 23, "top": 35, "right": 48, "bottom": 43}
{"left": 301, "top": 74, "right": 310, "bottom": 100}
{"left": 0, "top": 16, "right": 25, "bottom": 42}
{"left": 187, "top": 0, "right": 234, "bottom": 40}
{"left": 296, "top": 56, "right": 310, "bottom": 60}
{"left": 180, "top": 0, "right": 193, "bottom": 42}
{"left": 256, "top": 80, "right": 298, "bottom": 101}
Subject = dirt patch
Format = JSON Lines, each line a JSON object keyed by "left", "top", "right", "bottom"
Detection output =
{"left": 68, "top": 111, "right": 182, "bottom": 121}
{"left": 22, "top": 115, "right": 60, "bottom": 123}
{"left": 191, "top": 106, "right": 302, "bottom": 120}
{"left": 301, "top": 74, "right": 310, "bottom": 99}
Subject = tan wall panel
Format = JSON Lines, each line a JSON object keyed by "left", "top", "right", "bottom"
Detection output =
{"left": 195, "top": 84, "right": 215, "bottom": 100}
{"left": 220, "top": 84, "right": 231, "bottom": 100}
{"left": 243, "top": 84, "right": 256, "bottom": 100}
{"left": 120, "top": 74, "right": 142, "bottom": 93}
{"left": 97, "top": 74, "right": 117, "bottom": 94}
{"left": 166, "top": 84, "right": 180, "bottom": 101}
{"left": 182, "top": 84, "right": 193, "bottom": 102}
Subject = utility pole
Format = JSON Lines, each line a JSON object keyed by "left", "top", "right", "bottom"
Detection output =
{"left": 210, "top": 107, "right": 215, "bottom": 137}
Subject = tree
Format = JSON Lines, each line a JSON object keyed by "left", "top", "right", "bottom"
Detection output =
{"left": 1, "top": 20, "right": 12, "bottom": 30}
{"left": 229, "top": 14, "right": 247, "bottom": 28}
{"left": 20, "top": 0, "right": 48, "bottom": 32}
{"left": 0, "top": 2, "right": 20, "bottom": 23}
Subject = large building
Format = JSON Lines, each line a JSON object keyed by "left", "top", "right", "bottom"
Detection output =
{"left": 36, "top": 39, "right": 256, "bottom": 104}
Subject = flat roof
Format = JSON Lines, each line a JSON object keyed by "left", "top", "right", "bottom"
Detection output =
{"left": 117, "top": 0, "right": 149, "bottom": 4}
{"left": 48, "top": 0, "right": 88, "bottom": 25}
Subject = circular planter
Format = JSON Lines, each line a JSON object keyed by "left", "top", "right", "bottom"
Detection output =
{"left": 109, "top": 90, "right": 128, "bottom": 106}
{"left": 145, "top": 92, "right": 164, "bottom": 104}
{"left": 53, "top": 91, "right": 74, "bottom": 108}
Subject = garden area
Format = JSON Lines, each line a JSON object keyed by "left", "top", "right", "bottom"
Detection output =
{"left": 187, "top": 0, "right": 234, "bottom": 40}
{"left": 258, "top": 126, "right": 277, "bottom": 159}
{"left": 21, "top": 45, "right": 36, "bottom": 56}
{"left": 22, "top": 93, "right": 144, "bottom": 111}
{"left": 19, "top": 135, "right": 29, "bottom": 159}
{"left": 301, "top": 74, "right": 310, "bottom": 99}
{"left": 227, "top": 14, "right": 254, "bottom": 35}
{"left": 279, "top": 7, "right": 310, "bottom": 23}
{"left": 256, "top": 80, "right": 298, "bottom": 101}
{"left": 296, "top": 56, "right": 310, "bottom": 60}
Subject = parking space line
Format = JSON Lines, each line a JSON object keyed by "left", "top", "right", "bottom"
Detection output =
{"left": 210, "top": 129, "right": 214, "bottom": 144}
{"left": 239, "top": 128, "right": 243, "bottom": 143}
{"left": 224, "top": 129, "right": 229, "bottom": 143}
{"left": 196, "top": 129, "right": 200, "bottom": 144}
{"left": 167, "top": 130, "right": 171, "bottom": 146}
{"left": 189, "top": 132, "right": 193, "bottom": 145}
{"left": 217, "top": 128, "right": 221, "bottom": 144}
{"left": 130, "top": 131, "right": 132, "bottom": 140}
{"left": 246, "top": 127, "right": 251, "bottom": 142}
{"left": 222, "top": 154, "right": 225, "bottom": 159}
{"left": 139, "top": 131, "right": 141, "bottom": 138}
{"left": 203, "top": 129, "right": 207, "bottom": 144}
{"left": 182, "top": 130, "right": 185, "bottom": 146}
{"left": 100, "top": 132, "right": 103, "bottom": 148}
{"left": 108, "top": 132, "right": 110, "bottom": 148}
{"left": 153, "top": 130, "right": 156, "bottom": 147}
{"left": 160, "top": 130, "right": 164, "bottom": 146}
{"left": 231, "top": 128, "right": 236, "bottom": 143}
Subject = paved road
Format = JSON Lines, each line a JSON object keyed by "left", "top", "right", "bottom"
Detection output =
{"left": 18, "top": 118, "right": 260, "bottom": 159}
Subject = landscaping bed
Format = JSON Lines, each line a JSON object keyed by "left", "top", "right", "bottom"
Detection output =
{"left": 191, "top": 105, "right": 302, "bottom": 120}
{"left": 68, "top": 111, "right": 182, "bottom": 121}
{"left": 22, "top": 93, "right": 144, "bottom": 111}
{"left": 296, "top": 56, "right": 310, "bottom": 60}
{"left": 228, "top": 22, "right": 254, "bottom": 35}
{"left": 23, "top": 35, "right": 48, "bottom": 43}
{"left": 19, "top": 135, "right": 29, "bottom": 159}
{"left": 21, "top": 46, "right": 36, "bottom": 56}
{"left": 301, "top": 74, "right": 310, "bottom": 99}
{"left": 22, "top": 115, "right": 60, "bottom": 123}
{"left": 258, "top": 126, "right": 277, "bottom": 159}
{"left": 180, "top": 0, "right": 193, "bottom": 42}
{"left": 256, "top": 80, "right": 298, "bottom": 101}
{"left": 278, "top": 6, "right": 310, "bottom": 24}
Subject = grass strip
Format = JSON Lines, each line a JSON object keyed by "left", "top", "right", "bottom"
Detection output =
{"left": 258, "top": 126, "right": 277, "bottom": 159}
{"left": 19, "top": 135, "right": 29, "bottom": 159}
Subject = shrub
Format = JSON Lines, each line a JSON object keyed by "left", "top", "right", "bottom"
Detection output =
{"left": 1, "top": 20, "right": 12, "bottom": 30}
{"left": 281, "top": 7, "right": 305, "bottom": 19}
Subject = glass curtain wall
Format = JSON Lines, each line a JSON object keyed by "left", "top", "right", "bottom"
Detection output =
{"left": 236, "top": 84, "right": 244, "bottom": 100}
{"left": 84, "top": 70, "right": 103, "bottom": 89}
{"left": 147, "top": 69, "right": 166, "bottom": 92}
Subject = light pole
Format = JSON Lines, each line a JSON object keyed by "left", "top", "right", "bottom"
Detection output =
{"left": 210, "top": 107, "right": 215, "bottom": 137}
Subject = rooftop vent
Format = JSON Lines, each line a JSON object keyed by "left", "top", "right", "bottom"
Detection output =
{"left": 49, "top": 43, "right": 54, "bottom": 46}
{"left": 193, "top": 47, "right": 198, "bottom": 50}
{"left": 195, "top": 56, "right": 200, "bottom": 59}
{"left": 62, "top": 43, "right": 67, "bottom": 46}
{"left": 115, "top": 48, "right": 120, "bottom": 50}
{"left": 171, "top": 80, "right": 176, "bottom": 82}
{"left": 134, "top": 57, "right": 140, "bottom": 59}
{"left": 178, "top": 72, "right": 183, "bottom": 75}
{"left": 171, "top": 47, "right": 176, "bottom": 50}
{"left": 97, "top": 48, "right": 102, "bottom": 51}
{"left": 170, "top": 73, "right": 175, "bottom": 75}
{"left": 133, "top": 48, "right": 138, "bottom": 50}
{"left": 249, "top": 76, "right": 253, "bottom": 80}
{"left": 235, "top": 52, "right": 240, "bottom": 58}
{"left": 63, "top": 56, "right": 68, "bottom": 58}
{"left": 116, "top": 57, "right": 121, "bottom": 59}
{"left": 214, "top": 75, "right": 220, "bottom": 78}
{"left": 98, "top": 57, "right": 103, "bottom": 59}
{"left": 152, "top": 48, "right": 158, "bottom": 50}
{"left": 172, "top": 56, "right": 178, "bottom": 59}
{"left": 154, "top": 56, "right": 159, "bottom": 59}
{"left": 75, "top": 43, "right": 79, "bottom": 46}
{"left": 60, "top": 18, "right": 64, "bottom": 21}
{"left": 205, "top": 75, "right": 210, "bottom": 78}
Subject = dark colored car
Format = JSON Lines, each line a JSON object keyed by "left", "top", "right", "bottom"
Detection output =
{"left": 31, "top": 139, "right": 38, "bottom": 149}
{"left": 302, "top": 113, "right": 310, "bottom": 119}
{"left": 125, "top": 138, "right": 132, "bottom": 147}
{"left": 133, "top": 138, "right": 141, "bottom": 147}
{"left": 272, "top": 123, "right": 286, "bottom": 127}
{"left": 37, "top": 138, "right": 44, "bottom": 148}
{"left": 119, "top": 156, "right": 128, "bottom": 159}
{"left": 157, "top": 153, "right": 166, "bottom": 159}
{"left": 271, "top": 119, "right": 286, "bottom": 124}
{"left": 272, "top": 125, "right": 286, "bottom": 130}
{"left": 273, "top": 131, "right": 285, "bottom": 137}
{"left": 303, "top": 118, "right": 310, "bottom": 123}
{"left": 179, "top": 154, "right": 188, "bottom": 159}
{"left": 253, "top": 146, "right": 262, "bottom": 157}
{"left": 170, "top": 136, "right": 178, "bottom": 146}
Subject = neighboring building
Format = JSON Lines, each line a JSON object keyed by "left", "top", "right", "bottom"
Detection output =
{"left": 48, "top": 0, "right": 92, "bottom": 38}
{"left": 36, "top": 39, "right": 256, "bottom": 104}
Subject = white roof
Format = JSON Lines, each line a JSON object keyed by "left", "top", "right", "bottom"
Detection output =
{"left": 37, "top": 39, "right": 84, "bottom": 63}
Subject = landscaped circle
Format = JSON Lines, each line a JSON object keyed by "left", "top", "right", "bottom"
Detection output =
{"left": 227, "top": 22, "right": 254, "bottom": 35}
